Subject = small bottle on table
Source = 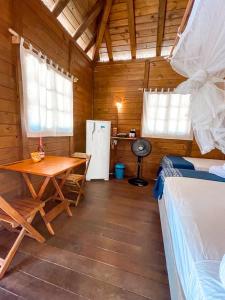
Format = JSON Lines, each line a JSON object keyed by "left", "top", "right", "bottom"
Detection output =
{"left": 38, "top": 137, "right": 45, "bottom": 159}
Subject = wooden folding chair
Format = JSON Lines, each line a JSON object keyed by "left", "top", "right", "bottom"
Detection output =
{"left": 59, "top": 153, "right": 91, "bottom": 206}
{"left": 0, "top": 195, "right": 46, "bottom": 279}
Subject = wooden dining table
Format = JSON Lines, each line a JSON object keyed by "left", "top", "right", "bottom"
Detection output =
{"left": 0, "top": 156, "right": 86, "bottom": 235}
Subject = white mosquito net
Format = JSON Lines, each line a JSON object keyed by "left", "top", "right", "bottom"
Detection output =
{"left": 170, "top": 0, "right": 225, "bottom": 154}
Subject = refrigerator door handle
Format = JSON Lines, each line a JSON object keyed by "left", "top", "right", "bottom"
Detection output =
{"left": 91, "top": 121, "right": 96, "bottom": 140}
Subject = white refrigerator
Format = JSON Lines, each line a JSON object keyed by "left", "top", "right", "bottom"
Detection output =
{"left": 86, "top": 120, "right": 111, "bottom": 181}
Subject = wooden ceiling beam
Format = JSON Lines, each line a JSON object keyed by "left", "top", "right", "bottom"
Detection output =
{"left": 127, "top": 0, "right": 136, "bottom": 59}
{"left": 93, "top": 0, "right": 113, "bottom": 61}
{"left": 104, "top": 26, "right": 113, "bottom": 61}
{"left": 73, "top": 0, "right": 103, "bottom": 41}
{"left": 156, "top": 0, "right": 167, "bottom": 57}
{"left": 52, "top": 0, "right": 70, "bottom": 17}
{"left": 85, "top": 33, "right": 96, "bottom": 53}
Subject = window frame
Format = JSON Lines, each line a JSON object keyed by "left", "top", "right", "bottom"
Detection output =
{"left": 20, "top": 41, "right": 74, "bottom": 138}
{"left": 141, "top": 91, "right": 193, "bottom": 140}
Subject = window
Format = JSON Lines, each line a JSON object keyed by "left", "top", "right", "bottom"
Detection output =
{"left": 142, "top": 91, "right": 192, "bottom": 140}
{"left": 20, "top": 41, "right": 73, "bottom": 137}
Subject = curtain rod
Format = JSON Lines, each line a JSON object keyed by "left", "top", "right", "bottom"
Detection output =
{"left": 138, "top": 88, "right": 175, "bottom": 92}
{"left": 8, "top": 28, "right": 78, "bottom": 83}
{"left": 168, "top": 0, "right": 195, "bottom": 59}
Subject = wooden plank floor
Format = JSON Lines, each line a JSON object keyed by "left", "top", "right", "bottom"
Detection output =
{"left": 0, "top": 179, "right": 170, "bottom": 300}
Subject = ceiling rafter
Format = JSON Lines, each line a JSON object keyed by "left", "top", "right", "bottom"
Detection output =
{"left": 104, "top": 25, "right": 113, "bottom": 61}
{"left": 46, "top": 0, "right": 188, "bottom": 62}
{"left": 156, "top": 0, "right": 167, "bottom": 57}
{"left": 127, "top": 0, "right": 136, "bottom": 59}
{"left": 85, "top": 32, "right": 96, "bottom": 53}
{"left": 52, "top": 0, "right": 70, "bottom": 17}
{"left": 169, "top": 0, "right": 194, "bottom": 58}
{"left": 93, "top": 0, "right": 113, "bottom": 61}
{"left": 73, "top": 0, "right": 103, "bottom": 41}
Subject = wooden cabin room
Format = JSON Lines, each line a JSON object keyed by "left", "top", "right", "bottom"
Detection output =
{"left": 0, "top": 0, "right": 225, "bottom": 299}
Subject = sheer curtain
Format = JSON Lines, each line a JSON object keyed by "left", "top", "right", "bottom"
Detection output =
{"left": 170, "top": 0, "right": 225, "bottom": 154}
{"left": 142, "top": 91, "right": 192, "bottom": 140}
{"left": 20, "top": 38, "right": 74, "bottom": 137}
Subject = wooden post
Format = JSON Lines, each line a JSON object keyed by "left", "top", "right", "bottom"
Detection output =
{"left": 11, "top": 0, "right": 30, "bottom": 196}
{"left": 169, "top": 0, "right": 195, "bottom": 58}
{"left": 12, "top": 0, "right": 29, "bottom": 160}
{"left": 144, "top": 60, "right": 150, "bottom": 89}
{"left": 68, "top": 41, "right": 75, "bottom": 155}
{"left": 140, "top": 59, "right": 151, "bottom": 137}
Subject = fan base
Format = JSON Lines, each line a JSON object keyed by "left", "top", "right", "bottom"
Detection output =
{"left": 128, "top": 177, "right": 148, "bottom": 187}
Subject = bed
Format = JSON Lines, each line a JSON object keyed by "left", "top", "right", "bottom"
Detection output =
{"left": 157, "top": 155, "right": 225, "bottom": 175}
{"left": 153, "top": 167, "right": 225, "bottom": 199}
{"left": 158, "top": 177, "right": 225, "bottom": 300}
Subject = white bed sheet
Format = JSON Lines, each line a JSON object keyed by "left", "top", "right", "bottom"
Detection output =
{"left": 161, "top": 177, "right": 225, "bottom": 300}
{"left": 183, "top": 157, "right": 224, "bottom": 171}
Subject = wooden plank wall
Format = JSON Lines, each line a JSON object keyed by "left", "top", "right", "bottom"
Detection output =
{"left": 94, "top": 58, "right": 225, "bottom": 179}
{"left": 0, "top": 0, "right": 93, "bottom": 198}
{"left": 0, "top": 0, "right": 22, "bottom": 197}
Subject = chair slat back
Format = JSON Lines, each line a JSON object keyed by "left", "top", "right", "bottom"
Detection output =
{"left": 71, "top": 152, "right": 89, "bottom": 160}
{"left": 70, "top": 152, "right": 91, "bottom": 179}
{"left": 84, "top": 155, "right": 91, "bottom": 178}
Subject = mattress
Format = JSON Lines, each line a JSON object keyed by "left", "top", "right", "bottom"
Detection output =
{"left": 160, "top": 177, "right": 225, "bottom": 300}
{"left": 183, "top": 157, "right": 225, "bottom": 171}
{"left": 159, "top": 193, "right": 185, "bottom": 300}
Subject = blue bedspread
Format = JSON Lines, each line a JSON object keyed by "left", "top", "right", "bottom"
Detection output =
{"left": 153, "top": 168, "right": 225, "bottom": 200}
{"left": 157, "top": 155, "right": 195, "bottom": 175}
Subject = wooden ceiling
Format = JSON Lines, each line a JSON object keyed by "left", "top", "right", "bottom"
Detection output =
{"left": 41, "top": 0, "right": 189, "bottom": 62}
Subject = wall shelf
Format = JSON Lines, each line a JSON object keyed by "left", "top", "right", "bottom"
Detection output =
{"left": 111, "top": 136, "right": 137, "bottom": 151}
{"left": 111, "top": 136, "right": 137, "bottom": 141}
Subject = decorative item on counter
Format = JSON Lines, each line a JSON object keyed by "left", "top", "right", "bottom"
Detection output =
{"left": 30, "top": 152, "right": 42, "bottom": 163}
{"left": 38, "top": 137, "right": 45, "bottom": 159}
{"left": 129, "top": 128, "right": 136, "bottom": 138}
{"left": 112, "top": 127, "right": 118, "bottom": 137}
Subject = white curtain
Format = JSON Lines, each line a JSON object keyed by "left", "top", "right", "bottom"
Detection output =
{"left": 142, "top": 91, "right": 192, "bottom": 140}
{"left": 20, "top": 39, "right": 74, "bottom": 137}
{"left": 170, "top": 0, "right": 225, "bottom": 154}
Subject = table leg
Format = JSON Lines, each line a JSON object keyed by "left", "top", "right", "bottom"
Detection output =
{"left": 22, "top": 169, "right": 73, "bottom": 235}
{"left": 36, "top": 177, "right": 51, "bottom": 201}
{"left": 23, "top": 174, "right": 51, "bottom": 201}
{"left": 53, "top": 168, "right": 72, "bottom": 199}
{"left": 43, "top": 171, "right": 73, "bottom": 232}
{"left": 51, "top": 177, "right": 72, "bottom": 217}
{"left": 39, "top": 207, "right": 55, "bottom": 235}
{"left": 22, "top": 173, "right": 37, "bottom": 199}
